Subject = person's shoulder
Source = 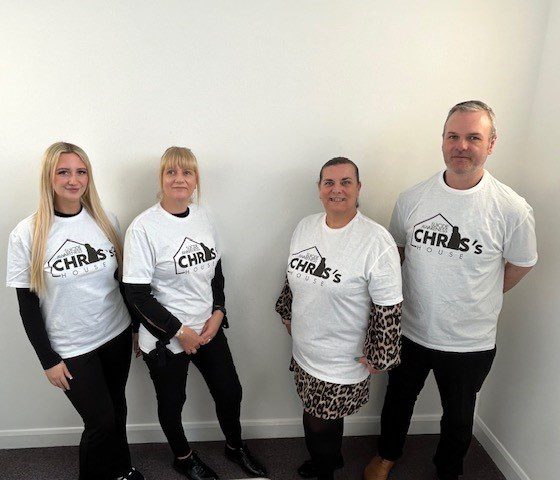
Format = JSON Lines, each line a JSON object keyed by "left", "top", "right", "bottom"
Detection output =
{"left": 296, "top": 212, "right": 324, "bottom": 228}
{"left": 9, "top": 213, "right": 36, "bottom": 243}
{"left": 356, "top": 212, "right": 397, "bottom": 245}
{"left": 127, "top": 203, "right": 161, "bottom": 231}
{"left": 100, "top": 209, "right": 120, "bottom": 229}
{"left": 290, "top": 213, "right": 324, "bottom": 239}
{"left": 192, "top": 203, "right": 210, "bottom": 220}
{"left": 192, "top": 203, "right": 220, "bottom": 230}
{"left": 485, "top": 172, "right": 533, "bottom": 216}
{"left": 396, "top": 171, "right": 440, "bottom": 205}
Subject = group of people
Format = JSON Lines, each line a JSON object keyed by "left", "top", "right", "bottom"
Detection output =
{"left": 6, "top": 99, "right": 537, "bottom": 480}
{"left": 7, "top": 145, "right": 266, "bottom": 480}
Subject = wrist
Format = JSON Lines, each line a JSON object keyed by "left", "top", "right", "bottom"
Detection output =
{"left": 282, "top": 319, "right": 291, "bottom": 325}
{"left": 175, "top": 325, "right": 185, "bottom": 338}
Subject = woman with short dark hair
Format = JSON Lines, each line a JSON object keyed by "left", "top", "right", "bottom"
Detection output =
{"left": 276, "top": 157, "right": 403, "bottom": 480}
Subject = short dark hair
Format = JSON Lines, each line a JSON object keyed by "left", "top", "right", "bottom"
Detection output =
{"left": 318, "top": 157, "right": 360, "bottom": 183}
{"left": 444, "top": 100, "right": 497, "bottom": 140}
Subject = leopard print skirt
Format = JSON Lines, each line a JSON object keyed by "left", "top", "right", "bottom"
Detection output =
{"left": 291, "top": 358, "right": 370, "bottom": 420}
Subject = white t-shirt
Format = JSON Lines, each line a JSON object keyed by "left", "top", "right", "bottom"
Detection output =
{"left": 287, "top": 211, "right": 403, "bottom": 384}
{"left": 6, "top": 209, "right": 131, "bottom": 359}
{"left": 123, "top": 203, "right": 220, "bottom": 354}
{"left": 389, "top": 170, "right": 538, "bottom": 352}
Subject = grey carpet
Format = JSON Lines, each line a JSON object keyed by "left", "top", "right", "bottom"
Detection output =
{"left": 0, "top": 435, "right": 505, "bottom": 480}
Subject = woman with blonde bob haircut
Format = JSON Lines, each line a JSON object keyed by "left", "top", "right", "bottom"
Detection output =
{"left": 7, "top": 142, "right": 143, "bottom": 480}
{"left": 157, "top": 146, "right": 202, "bottom": 202}
{"left": 123, "top": 146, "right": 267, "bottom": 480}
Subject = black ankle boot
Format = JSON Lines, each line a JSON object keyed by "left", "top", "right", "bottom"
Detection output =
{"left": 173, "top": 451, "right": 219, "bottom": 479}
{"left": 225, "top": 443, "right": 267, "bottom": 477}
{"left": 297, "top": 455, "right": 344, "bottom": 478}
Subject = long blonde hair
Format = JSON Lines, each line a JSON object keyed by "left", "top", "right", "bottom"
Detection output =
{"left": 158, "top": 147, "right": 201, "bottom": 203}
{"left": 30, "top": 142, "right": 123, "bottom": 293}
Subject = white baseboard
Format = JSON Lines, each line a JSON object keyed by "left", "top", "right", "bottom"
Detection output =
{"left": 474, "top": 416, "right": 530, "bottom": 480}
{"left": 0, "top": 414, "right": 441, "bottom": 450}
{"left": 4, "top": 414, "right": 529, "bottom": 480}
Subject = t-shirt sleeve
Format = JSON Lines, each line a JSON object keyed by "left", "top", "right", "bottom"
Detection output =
{"left": 210, "top": 216, "right": 222, "bottom": 256}
{"left": 123, "top": 227, "right": 156, "bottom": 284}
{"left": 109, "top": 212, "right": 123, "bottom": 239}
{"left": 289, "top": 219, "right": 304, "bottom": 253}
{"left": 6, "top": 230, "right": 32, "bottom": 288}
{"left": 367, "top": 242, "right": 403, "bottom": 306}
{"left": 503, "top": 206, "right": 538, "bottom": 267}
{"left": 388, "top": 200, "right": 406, "bottom": 247}
{"left": 202, "top": 206, "right": 223, "bottom": 255}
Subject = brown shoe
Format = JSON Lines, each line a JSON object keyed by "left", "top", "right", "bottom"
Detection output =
{"left": 363, "top": 456, "right": 395, "bottom": 480}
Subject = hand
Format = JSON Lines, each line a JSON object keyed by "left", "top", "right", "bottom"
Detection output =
{"left": 200, "top": 310, "right": 224, "bottom": 344}
{"left": 357, "top": 356, "right": 384, "bottom": 375}
{"left": 45, "top": 361, "right": 73, "bottom": 391}
{"left": 283, "top": 321, "right": 292, "bottom": 336}
{"left": 132, "top": 332, "right": 141, "bottom": 358}
{"left": 177, "top": 326, "right": 204, "bottom": 355}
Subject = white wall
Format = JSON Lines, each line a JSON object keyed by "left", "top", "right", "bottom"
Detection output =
{"left": 475, "top": 2, "right": 560, "bottom": 480}
{"left": 0, "top": 0, "right": 552, "bottom": 456}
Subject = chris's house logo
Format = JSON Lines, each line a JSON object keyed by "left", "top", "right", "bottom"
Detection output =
{"left": 173, "top": 237, "right": 217, "bottom": 274}
{"left": 288, "top": 246, "right": 341, "bottom": 283}
{"left": 410, "top": 214, "right": 482, "bottom": 254}
{"left": 47, "top": 239, "right": 110, "bottom": 277}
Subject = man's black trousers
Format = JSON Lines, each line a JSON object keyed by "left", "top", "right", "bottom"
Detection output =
{"left": 378, "top": 336, "right": 496, "bottom": 480}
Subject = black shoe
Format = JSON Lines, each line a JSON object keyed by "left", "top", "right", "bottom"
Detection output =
{"left": 224, "top": 443, "right": 268, "bottom": 477}
{"left": 297, "top": 456, "right": 344, "bottom": 478}
{"left": 117, "top": 466, "right": 145, "bottom": 480}
{"left": 173, "top": 451, "right": 219, "bottom": 479}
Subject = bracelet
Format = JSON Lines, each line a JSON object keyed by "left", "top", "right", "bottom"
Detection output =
{"left": 175, "top": 326, "right": 185, "bottom": 338}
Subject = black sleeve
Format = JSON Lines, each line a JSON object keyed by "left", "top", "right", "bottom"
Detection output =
{"left": 211, "top": 259, "right": 228, "bottom": 329}
{"left": 123, "top": 283, "right": 183, "bottom": 342}
{"left": 124, "top": 259, "right": 228, "bottom": 340}
{"left": 115, "top": 269, "right": 140, "bottom": 333}
{"left": 16, "top": 288, "right": 62, "bottom": 370}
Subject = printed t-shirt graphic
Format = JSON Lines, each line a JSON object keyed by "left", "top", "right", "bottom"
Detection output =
{"left": 289, "top": 246, "right": 341, "bottom": 283}
{"left": 287, "top": 212, "right": 402, "bottom": 385}
{"left": 410, "top": 213, "right": 483, "bottom": 255}
{"left": 6, "top": 209, "right": 131, "bottom": 358}
{"left": 47, "top": 239, "right": 115, "bottom": 278}
{"left": 123, "top": 203, "right": 220, "bottom": 354}
{"left": 389, "top": 170, "right": 538, "bottom": 352}
{"left": 174, "top": 237, "right": 217, "bottom": 274}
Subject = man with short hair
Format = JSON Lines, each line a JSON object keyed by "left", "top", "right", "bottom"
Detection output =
{"left": 364, "top": 101, "right": 537, "bottom": 480}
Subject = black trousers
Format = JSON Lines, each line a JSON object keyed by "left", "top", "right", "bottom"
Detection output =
{"left": 64, "top": 326, "right": 133, "bottom": 480}
{"left": 378, "top": 336, "right": 496, "bottom": 480}
{"left": 143, "top": 328, "right": 243, "bottom": 457}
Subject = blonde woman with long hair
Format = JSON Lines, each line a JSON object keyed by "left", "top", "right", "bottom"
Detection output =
{"left": 123, "top": 147, "right": 267, "bottom": 480}
{"left": 6, "top": 142, "right": 144, "bottom": 480}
